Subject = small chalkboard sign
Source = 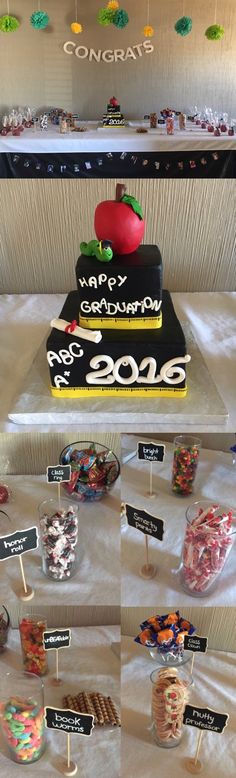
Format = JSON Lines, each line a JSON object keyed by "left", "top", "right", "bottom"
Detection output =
{"left": 45, "top": 707, "right": 94, "bottom": 737}
{"left": 184, "top": 635, "right": 208, "bottom": 653}
{"left": 47, "top": 465, "right": 71, "bottom": 483}
{"left": 43, "top": 629, "right": 71, "bottom": 651}
{"left": 137, "top": 442, "right": 165, "bottom": 463}
{"left": 126, "top": 503, "right": 164, "bottom": 541}
{"left": 0, "top": 526, "right": 38, "bottom": 561}
{"left": 183, "top": 705, "right": 229, "bottom": 734}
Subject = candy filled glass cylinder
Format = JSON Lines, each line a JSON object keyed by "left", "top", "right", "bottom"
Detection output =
{"left": 150, "top": 667, "right": 190, "bottom": 748}
{"left": 0, "top": 670, "right": 46, "bottom": 764}
{"left": 180, "top": 501, "right": 235, "bottom": 596}
{"left": 38, "top": 498, "right": 79, "bottom": 581}
{"left": 172, "top": 435, "right": 201, "bottom": 496}
{"left": 19, "top": 614, "right": 48, "bottom": 676}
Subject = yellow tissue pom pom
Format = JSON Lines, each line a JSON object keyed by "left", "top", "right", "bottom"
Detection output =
{"left": 107, "top": 1, "right": 119, "bottom": 9}
{"left": 144, "top": 25, "right": 154, "bottom": 38}
{"left": 71, "top": 21, "right": 82, "bottom": 34}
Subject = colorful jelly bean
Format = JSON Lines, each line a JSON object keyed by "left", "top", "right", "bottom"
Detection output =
{"left": 172, "top": 444, "right": 200, "bottom": 496}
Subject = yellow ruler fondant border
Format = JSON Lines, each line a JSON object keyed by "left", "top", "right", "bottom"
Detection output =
{"left": 79, "top": 313, "right": 162, "bottom": 330}
{"left": 51, "top": 385, "right": 187, "bottom": 399}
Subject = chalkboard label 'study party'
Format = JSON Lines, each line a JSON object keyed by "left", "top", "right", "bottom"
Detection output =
{"left": 45, "top": 707, "right": 94, "bottom": 736}
{"left": 43, "top": 629, "right": 71, "bottom": 651}
{"left": 125, "top": 503, "right": 164, "bottom": 541}
{"left": 184, "top": 635, "right": 208, "bottom": 653}
{"left": 183, "top": 705, "right": 229, "bottom": 734}
{"left": 47, "top": 465, "right": 72, "bottom": 483}
{"left": 137, "top": 441, "right": 165, "bottom": 462}
{"left": 0, "top": 526, "right": 38, "bottom": 561}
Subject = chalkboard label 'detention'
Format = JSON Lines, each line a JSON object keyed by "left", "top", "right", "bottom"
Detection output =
{"left": 0, "top": 526, "right": 39, "bottom": 561}
{"left": 47, "top": 465, "right": 72, "bottom": 484}
{"left": 45, "top": 707, "right": 94, "bottom": 736}
{"left": 126, "top": 504, "right": 164, "bottom": 542}
{"left": 184, "top": 635, "right": 208, "bottom": 653}
{"left": 183, "top": 705, "right": 229, "bottom": 734}
{"left": 43, "top": 629, "right": 71, "bottom": 651}
{"left": 137, "top": 442, "right": 165, "bottom": 462}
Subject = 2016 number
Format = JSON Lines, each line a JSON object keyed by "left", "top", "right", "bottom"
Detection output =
{"left": 86, "top": 354, "right": 190, "bottom": 386}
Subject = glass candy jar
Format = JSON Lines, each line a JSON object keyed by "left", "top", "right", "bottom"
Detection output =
{"left": 59, "top": 440, "right": 120, "bottom": 502}
{"left": 148, "top": 642, "right": 190, "bottom": 667}
{"left": 38, "top": 498, "right": 79, "bottom": 581}
{"left": 19, "top": 614, "right": 48, "bottom": 676}
{"left": 172, "top": 436, "right": 201, "bottom": 496}
{"left": 180, "top": 501, "right": 235, "bottom": 596}
{"left": 150, "top": 667, "right": 190, "bottom": 748}
{"left": 0, "top": 605, "right": 10, "bottom": 650}
{"left": 0, "top": 670, "right": 46, "bottom": 764}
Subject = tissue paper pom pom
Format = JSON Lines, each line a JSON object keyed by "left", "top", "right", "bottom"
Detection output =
{"left": 97, "top": 7, "right": 115, "bottom": 25}
{"left": 0, "top": 14, "right": 19, "bottom": 32}
{"left": 175, "top": 16, "right": 192, "bottom": 36}
{"left": 144, "top": 25, "right": 154, "bottom": 38}
{"left": 205, "top": 24, "right": 224, "bottom": 40}
{"left": 107, "top": 0, "right": 119, "bottom": 8}
{"left": 71, "top": 22, "right": 83, "bottom": 33}
{"left": 113, "top": 9, "right": 129, "bottom": 28}
{"left": 30, "top": 11, "right": 50, "bottom": 29}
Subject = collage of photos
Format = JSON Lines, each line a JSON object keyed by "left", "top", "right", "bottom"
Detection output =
{"left": 0, "top": 2, "right": 235, "bottom": 778}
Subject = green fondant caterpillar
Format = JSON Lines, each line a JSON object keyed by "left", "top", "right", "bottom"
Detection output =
{"left": 80, "top": 239, "right": 113, "bottom": 262}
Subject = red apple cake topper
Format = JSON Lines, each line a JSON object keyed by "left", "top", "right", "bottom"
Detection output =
{"left": 110, "top": 96, "right": 119, "bottom": 107}
{"left": 94, "top": 183, "right": 145, "bottom": 255}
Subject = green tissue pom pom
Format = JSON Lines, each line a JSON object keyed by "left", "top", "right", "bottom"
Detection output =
{"left": 30, "top": 11, "right": 50, "bottom": 30}
{"left": 97, "top": 8, "right": 115, "bottom": 25}
{"left": 205, "top": 24, "right": 224, "bottom": 40}
{"left": 0, "top": 14, "right": 20, "bottom": 32}
{"left": 175, "top": 16, "right": 192, "bottom": 36}
{"left": 113, "top": 9, "right": 129, "bottom": 28}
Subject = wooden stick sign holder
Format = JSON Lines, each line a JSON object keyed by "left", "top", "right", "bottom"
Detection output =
{"left": 183, "top": 704, "right": 229, "bottom": 775}
{"left": 46, "top": 464, "right": 72, "bottom": 508}
{"left": 43, "top": 629, "right": 71, "bottom": 687}
{"left": 125, "top": 503, "right": 165, "bottom": 580}
{"left": 0, "top": 520, "right": 38, "bottom": 601}
{"left": 45, "top": 706, "right": 94, "bottom": 777}
{"left": 137, "top": 441, "right": 165, "bottom": 499}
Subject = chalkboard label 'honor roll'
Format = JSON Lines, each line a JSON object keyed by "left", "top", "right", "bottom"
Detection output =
{"left": 184, "top": 635, "right": 208, "bottom": 653}
{"left": 137, "top": 442, "right": 165, "bottom": 462}
{"left": 43, "top": 629, "right": 71, "bottom": 651}
{"left": 47, "top": 465, "right": 72, "bottom": 483}
{"left": 45, "top": 707, "right": 94, "bottom": 736}
{"left": 183, "top": 705, "right": 229, "bottom": 734}
{"left": 125, "top": 504, "right": 164, "bottom": 541}
{"left": 0, "top": 526, "right": 39, "bottom": 561}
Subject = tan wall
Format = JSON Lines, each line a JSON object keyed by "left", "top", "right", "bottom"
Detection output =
{"left": 121, "top": 607, "right": 236, "bottom": 652}
{"left": 0, "top": 0, "right": 236, "bottom": 117}
{"left": 0, "top": 432, "right": 120, "bottom": 474}
{"left": 0, "top": 179, "right": 235, "bottom": 293}
{"left": 8, "top": 605, "right": 121, "bottom": 630}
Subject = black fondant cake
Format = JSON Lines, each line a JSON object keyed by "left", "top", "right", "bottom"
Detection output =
{"left": 46, "top": 184, "right": 191, "bottom": 399}
{"left": 103, "top": 96, "right": 125, "bottom": 127}
{"left": 76, "top": 245, "right": 163, "bottom": 329}
{"left": 47, "top": 290, "right": 190, "bottom": 398}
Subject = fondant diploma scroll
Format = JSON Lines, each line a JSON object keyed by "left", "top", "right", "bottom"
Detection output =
{"left": 51, "top": 319, "right": 102, "bottom": 344}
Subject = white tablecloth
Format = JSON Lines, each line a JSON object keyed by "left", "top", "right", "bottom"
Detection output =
{"left": 0, "top": 126, "right": 235, "bottom": 153}
{"left": 0, "top": 293, "right": 235, "bottom": 432}
{"left": 121, "top": 636, "right": 235, "bottom": 778}
{"left": 121, "top": 438, "right": 236, "bottom": 606}
{"left": 0, "top": 626, "right": 120, "bottom": 778}
{"left": 0, "top": 475, "right": 120, "bottom": 606}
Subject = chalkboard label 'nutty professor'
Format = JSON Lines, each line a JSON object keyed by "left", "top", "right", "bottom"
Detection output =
{"left": 183, "top": 705, "right": 229, "bottom": 734}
